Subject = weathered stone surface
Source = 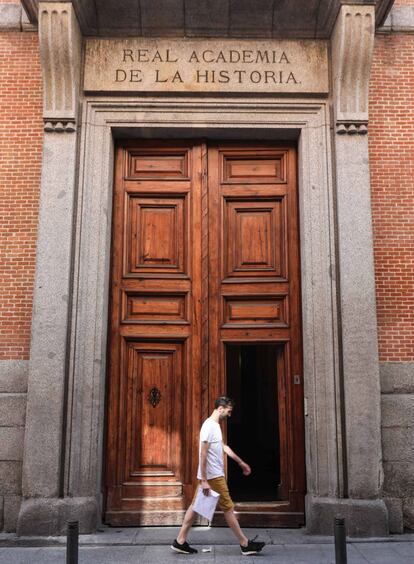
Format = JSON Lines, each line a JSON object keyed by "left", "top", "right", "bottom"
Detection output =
{"left": 382, "top": 428, "right": 414, "bottom": 463}
{"left": 403, "top": 498, "right": 414, "bottom": 531}
{"left": 0, "top": 495, "right": 3, "bottom": 530}
{"left": 383, "top": 462, "right": 414, "bottom": 497}
{"left": 0, "top": 462, "right": 22, "bottom": 495}
{"left": 84, "top": 38, "right": 329, "bottom": 94}
{"left": 383, "top": 497, "right": 404, "bottom": 534}
{"left": 0, "top": 361, "right": 28, "bottom": 393}
{"left": 3, "top": 495, "right": 21, "bottom": 533}
{"left": 0, "top": 4, "right": 22, "bottom": 30}
{"left": 380, "top": 362, "right": 414, "bottom": 394}
{"left": 382, "top": 6, "right": 414, "bottom": 32}
{"left": 0, "top": 427, "right": 24, "bottom": 461}
{"left": 0, "top": 395, "right": 26, "bottom": 427}
{"left": 22, "top": 132, "right": 78, "bottom": 499}
{"left": 17, "top": 497, "right": 98, "bottom": 535}
{"left": 381, "top": 395, "right": 414, "bottom": 427}
{"left": 306, "top": 495, "right": 389, "bottom": 537}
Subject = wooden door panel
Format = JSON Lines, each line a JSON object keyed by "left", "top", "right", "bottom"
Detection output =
{"left": 224, "top": 198, "right": 287, "bottom": 279}
{"left": 124, "top": 341, "right": 183, "bottom": 477}
{"left": 223, "top": 295, "right": 288, "bottom": 327}
{"left": 209, "top": 144, "right": 305, "bottom": 527}
{"left": 126, "top": 195, "right": 187, "bottom": 275}
{"left": 221, "top": 150, "right": 287, "bottom": 183}
{"left": 127, "top": 149, "right": 190, "bottom": 180}
{"left": 122, "top": 292, "right": 188, "bottom": 324}
{"left": 106, "top": 142, "right": 202, "bottom": 525}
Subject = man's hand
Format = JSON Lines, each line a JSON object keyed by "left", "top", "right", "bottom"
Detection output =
{"left": 201, "top": 479, "right": 210, "bottom": 496}
{"left": 239, "top": 461, "right": 251, "bottom": 476}
{"left": 223, "top": 444, "right": 252, "bottom": 476}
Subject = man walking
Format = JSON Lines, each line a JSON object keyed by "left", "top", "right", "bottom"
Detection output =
{"left": 171, "top": 396, "right": 266, "bottom": 556}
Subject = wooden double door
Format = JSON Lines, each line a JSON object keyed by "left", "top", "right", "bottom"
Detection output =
{"left": 105, "top": 141, "right": 305, "bottom": 527}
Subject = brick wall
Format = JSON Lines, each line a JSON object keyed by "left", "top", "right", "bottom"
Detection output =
{"left": 0, "top": 22, "right": 42, "bottom": 530}
{"left": 0, "top": 32, "right": 42, "bottom": 360}
{"left": 369, "top": 32, "right": 414, "bottom": 362}
{"left": 369, "top": 3, "right": 414, "bottom": 531}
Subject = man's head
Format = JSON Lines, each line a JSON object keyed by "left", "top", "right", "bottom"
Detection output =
{"left": 214, "top": 396, "right": 235, "bottom": 420}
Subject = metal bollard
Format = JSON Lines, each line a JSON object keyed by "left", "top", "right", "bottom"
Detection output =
{"left": 66, "top": 520, "right": 79, "bottom": 564}
{"left": 334, "top": 517, "right": 347, "bottom": 564}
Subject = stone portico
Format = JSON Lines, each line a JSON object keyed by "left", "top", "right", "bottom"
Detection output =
{"left": 15, "top": 0, "right": 395, "bottom": 536}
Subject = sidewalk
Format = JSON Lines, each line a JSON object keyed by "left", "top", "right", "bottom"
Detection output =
{"left": 1, "top": 527, "right": 414, "bottom": 563}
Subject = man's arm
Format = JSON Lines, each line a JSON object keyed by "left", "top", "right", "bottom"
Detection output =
{"left": 200, "top": 441, "right": 211, "bottom": 495}
{"left": 223, "top": 444, "right": 251, "bottom": 476}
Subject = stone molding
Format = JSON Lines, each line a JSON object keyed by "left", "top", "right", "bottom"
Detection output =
{"left": 38, "top": 2, "right": 81, "bottom": 132}
{"left": 66, "top": 97, "right": 340, "bottom": 529}
{"left": 18, "top": 1, "right": 395, "bottom": 37}
{"left": 331, "top": 5, "right": 375, "bottom": 134}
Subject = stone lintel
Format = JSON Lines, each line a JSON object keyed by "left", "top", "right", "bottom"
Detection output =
{"left": 83, "top": 38, "right": 329, "bottom": 95}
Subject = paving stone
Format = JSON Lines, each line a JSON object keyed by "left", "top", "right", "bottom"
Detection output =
{"left": 353, "top": 542, "right": 414, "bottom": 564}
{"left": 1, "top": 543, "right": 414, "bottom": 563}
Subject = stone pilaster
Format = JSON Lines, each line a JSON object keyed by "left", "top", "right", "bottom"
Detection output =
{"left": 17, "top": 3, "right": 97, "bottom": 535}
{"left": 307, "top": 4, "right": 388, "bottom": 536}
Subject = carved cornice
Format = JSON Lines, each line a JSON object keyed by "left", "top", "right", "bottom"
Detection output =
{"left": 20, "top": 1, "right": 393, "bottom": 38}
{"left": 39, "top": 2, "right": 81, "bottom": 132}
{"left": 331, "top": 5, "right": 375, "bottom": 134}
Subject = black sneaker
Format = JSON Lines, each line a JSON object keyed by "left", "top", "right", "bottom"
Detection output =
{"left": 171, "top": 539, "right": 198, "bottom": 554}
{"left": 240, "top": 537, "right": 266, "bottom": 555}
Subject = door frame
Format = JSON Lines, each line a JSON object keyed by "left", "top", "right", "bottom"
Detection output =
{"left": 104, "top": 140, "right": 305, "bottom": 526}
{"left": 64, "top": 97, "right": 343, "bottom": 528}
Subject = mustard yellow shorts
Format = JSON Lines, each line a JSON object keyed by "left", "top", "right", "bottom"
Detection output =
{"left": 192, "top": 476, "right": 234, "bottom": 512}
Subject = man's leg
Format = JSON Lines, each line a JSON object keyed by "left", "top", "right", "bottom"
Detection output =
{"left": 223, "top": 508, "right": 248, "bottom": 547}
{"left": 176, "top": 505, "right": 197, "bottom": 544}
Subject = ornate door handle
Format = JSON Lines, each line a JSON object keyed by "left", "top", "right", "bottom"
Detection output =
{"left": 148, "top": 387, "right": 161, "bottom": 407}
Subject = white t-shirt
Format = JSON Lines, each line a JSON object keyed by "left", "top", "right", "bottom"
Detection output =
{"left": 197, "top": 418, "right": 225, "bottom": 480}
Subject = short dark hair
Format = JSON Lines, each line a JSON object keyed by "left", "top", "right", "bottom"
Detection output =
{"left": 214, "top": 396, "right": 235, "bottom": 409}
